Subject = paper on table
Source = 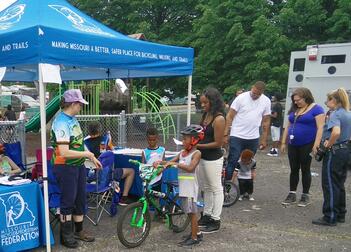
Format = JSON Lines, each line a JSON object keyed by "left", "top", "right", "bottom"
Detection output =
{"left": 113, "top": 148, "right": 178, "bottom": 158}
{"left": 113, "top": 148, "right": 143, "bottom": 155}
{"left": 0, "top": 176, "right": 32, "bottom": 186}
{"left": 173, "top": 138, "right": 183, "bottom": 146}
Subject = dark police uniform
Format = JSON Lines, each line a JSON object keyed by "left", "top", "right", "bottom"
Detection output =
{"left": 321, "top": 107, "right": 351, "bottom": 223}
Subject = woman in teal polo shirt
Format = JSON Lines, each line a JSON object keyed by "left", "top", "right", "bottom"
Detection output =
{"left": 51, "top": 89, "right": 101, "bottom": 248}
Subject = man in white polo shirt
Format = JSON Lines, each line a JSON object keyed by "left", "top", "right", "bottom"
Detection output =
{"left": 224, "top": 81, "right": 271, "bottom": 179}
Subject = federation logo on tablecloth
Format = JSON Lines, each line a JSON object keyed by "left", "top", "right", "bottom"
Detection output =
{"left": 0, "top": 191, "right": 38, "bottom": 247}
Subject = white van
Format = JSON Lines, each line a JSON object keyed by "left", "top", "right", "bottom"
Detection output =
{"left": 285, "top": 42, "right": 351, "bottom": 126}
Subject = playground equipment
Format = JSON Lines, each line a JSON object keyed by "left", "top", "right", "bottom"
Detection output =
{"left": 68, "top": 81, "right": 101, "bottom": 115}
{"left": 25, "top": 84, "right": 67, "bottom": 133}
{"left": 133, "top": 87, "right": 176, "bottom": 144}
{"left": 25, "top": 94, "right": 61, "bottom": 132}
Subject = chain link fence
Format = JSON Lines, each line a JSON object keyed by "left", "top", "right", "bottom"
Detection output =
{"left": 0, "top": 111, "right": 202, "bottom": 164}
{"left": 77, "top": 110, "right": 202, "bottom": 152}
{"left": 0, "top": 120, "right": 26, "bottom": 163}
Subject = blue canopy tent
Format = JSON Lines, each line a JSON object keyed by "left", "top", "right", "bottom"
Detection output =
{"left": 0, "top": 0, "right": 194, "bottom": 250}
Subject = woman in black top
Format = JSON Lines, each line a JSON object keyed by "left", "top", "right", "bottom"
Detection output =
{"left": 197, "top": 87, "right": 225, "bottom": 233}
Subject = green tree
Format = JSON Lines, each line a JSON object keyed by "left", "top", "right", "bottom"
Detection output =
{"left": 69, "top": 0, "right": 200, "bottom": 96}
{"left": 326, "top": 0, "right": 351, "bottom": 42}
{"left": 67, "top": 0, "right": 345, "bottom": 99}
{"left": 191, "top": 0, "right": 287, "bottom": 94}
{"left": 278, "top": 0, "right": 327, "bottom": 49}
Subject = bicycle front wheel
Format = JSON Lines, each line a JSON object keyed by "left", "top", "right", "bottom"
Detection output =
{"left": 223, "top": 181, "right": 239, "bottom": 207}
{"left": 117, "top": 202, "right": 151, "bottom": 248}
{"left": 167, "top": 195, "right": 190, "bottom": 233}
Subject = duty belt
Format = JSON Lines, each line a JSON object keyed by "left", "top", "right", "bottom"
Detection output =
{"left": 332, "top": 143, "right": 349, "bottom": 151}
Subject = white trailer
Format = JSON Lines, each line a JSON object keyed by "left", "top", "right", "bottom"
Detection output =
{"left": 284, "top": 42, "right": 351, "bottom": 125}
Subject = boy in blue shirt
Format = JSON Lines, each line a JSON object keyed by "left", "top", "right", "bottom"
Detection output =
{"left": 141, "top": 128, "right": 165, "bottom": 186}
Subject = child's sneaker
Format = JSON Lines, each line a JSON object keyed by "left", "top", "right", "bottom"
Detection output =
{"left": 118, "top": 196, "right": 133, "bottom": 206}
{"left": 178, "top": 238, "right": 200, "bottom": 247}
{"left": 181, "top": 232, "right": 203, "bottom": 241}
{"left": 249, "top": 195, "right": 255, "bottom": 201}
{"left": 267, "top": 148, "right": 278, "bottom": 157}
{"left": 238, "top": 195, "right": 243, "bottom": 201}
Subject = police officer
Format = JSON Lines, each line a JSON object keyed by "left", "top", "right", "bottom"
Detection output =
{"left": 312, "top": 88, "right": 351, "bottom": 226}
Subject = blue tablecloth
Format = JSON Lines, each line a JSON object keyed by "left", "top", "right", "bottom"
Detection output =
{"left": 114, "top": 154, "right": 178, "bottom": 197}
{"left": 0, "top": 182, "right": 53, "bottom": 252}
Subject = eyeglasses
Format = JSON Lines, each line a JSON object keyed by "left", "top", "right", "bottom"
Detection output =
{"left": 293, "top": 98, "right": 304, "bottom": 103}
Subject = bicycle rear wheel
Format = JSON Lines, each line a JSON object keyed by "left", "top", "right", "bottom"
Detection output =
{"left": 223, "top": 181, "right": 239, "bottom": 207}
{"left": 117, "top": 202, "right": 151, "bottom": 248}
{"left": 167, "top": 195, "right": 190, "bottom": 233}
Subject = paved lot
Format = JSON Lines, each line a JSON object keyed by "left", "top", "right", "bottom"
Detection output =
{"left": 40, "top": 150, "right": 351, "bottom": 252}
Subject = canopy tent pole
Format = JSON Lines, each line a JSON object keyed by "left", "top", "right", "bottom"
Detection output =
{"left": 186, "top": 75, "right": 192, "bottom": 126}
{"left": 38, "top": 66, "right": 51, "bottom": 252}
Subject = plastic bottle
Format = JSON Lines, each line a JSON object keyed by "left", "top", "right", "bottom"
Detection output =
{"left": 105, "top": 131, "right": 111, "bottom": 150}
{"left": 100, "top": 131, "right": 111, "bottom": 152}
{"left": 196, "top": 201, "right": 204, "bottom": 208}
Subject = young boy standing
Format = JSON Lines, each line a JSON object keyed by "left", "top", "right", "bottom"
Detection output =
{"left": 162, "top": 125, "right": 203, "bottom": 247}
{"left": 267, "top": 94, "right": 283, "bottom": 157}
{"left": 142, "top": 128, "right": 165, "bottom": 186}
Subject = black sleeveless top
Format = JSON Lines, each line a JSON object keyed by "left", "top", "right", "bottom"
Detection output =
{"left": 198, "top": 114, "right": 223, "bottom": 161}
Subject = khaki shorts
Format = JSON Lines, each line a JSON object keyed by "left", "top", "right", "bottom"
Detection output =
{"left": 270, "top": 126, "right": 281, "bottom": 142}
{"left": 180, "top": 197, "right": 198, "bottom": 214}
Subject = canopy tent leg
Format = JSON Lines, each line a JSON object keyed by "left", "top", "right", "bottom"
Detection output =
{"left": 186, "top": 75, "right": 192, "bottom": 126}
{"left": 38, "top": 67, "right": 51, "bottom": 252}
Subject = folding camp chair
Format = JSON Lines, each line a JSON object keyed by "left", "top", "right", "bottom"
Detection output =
{"left": 3, "top": 142, "right": 25, "bottom": 170}
{"left": 3, "top": 141, "right": 33, "bottom": 177}
{"left": 85, "top": 151, "right": 114, "bottom": 225}
{"left": 47, "top": 161, "right": 61, "bottom": 229}
{"left": 31, "top": 148, "right": 54, "bottom": 180}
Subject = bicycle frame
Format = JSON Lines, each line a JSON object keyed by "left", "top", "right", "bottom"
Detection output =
{"left": 130, "top": 190, "right": 172, "bottom": 229}
{"left": 128, "top": 160, "right": 178, "bottom": 229}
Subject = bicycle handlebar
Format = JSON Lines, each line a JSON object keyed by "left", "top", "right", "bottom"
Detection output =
{"left": 129, "top": 159, "right": 163, "bottom": 183}
{"left": 128, "top": 159, "right": 140, "bottom": 165}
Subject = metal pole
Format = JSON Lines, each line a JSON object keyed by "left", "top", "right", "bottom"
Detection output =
{"left": 176, "top": 112, "right": 181, "bottom": 152}
{"left": 38, "top": 66, "right": 51, "bottom": 252}
{"left": 186, "top": 75, "right": 192, "bottom": 125}
{"left": 19, "top": 120, "right": 26, "bottom": 166}
{"left": 121, "top": 110, "right": 126, "bottom": 147}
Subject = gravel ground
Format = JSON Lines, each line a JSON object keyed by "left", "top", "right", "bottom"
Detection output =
{"left": 37, "top": 149, "right": 351, "bottom": 252}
